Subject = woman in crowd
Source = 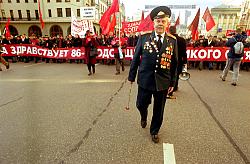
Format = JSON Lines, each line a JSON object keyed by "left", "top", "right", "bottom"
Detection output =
{"left": 83, "top": 30, "right": 99, "bottom": 76}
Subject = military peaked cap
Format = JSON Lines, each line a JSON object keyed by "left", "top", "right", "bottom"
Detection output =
{"left": 150, "top": 6, "right": 171, "bottom": 20}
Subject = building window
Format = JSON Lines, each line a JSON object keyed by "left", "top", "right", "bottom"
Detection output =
{"left": 65, "top": 0, "right": 70, "bottom": 2}
{"left": 48, "top": 9, "right": 52, "bottom": 17}
{"left": 27, "top": 10, "right": 31, "bottom": 20}
{"left": 18, "top": 10, "right": 22, "bottom": 19}
{"left": 8, "top": 0, "right": 11, "bottom": 3}
{"left": 28, "top": 25, "right": 42, "bottom": 37}
{"left": 8, "top": 25, "right": 19, "bottom": 36}
{"left": 47, "top": 0, "right": 50, "bottom": 2}
{"left": 25, "top": 0, "right": 28, "bottom": 3}
{"left": 56, "top": 0, "right": 62, "bottom": 2}
{"left": 10, "top": 10, "right": 14, "bottom": 20}
{"left": 57, "top": 8, "right": 63, "bottom": 17}
{"left": 16, "top": 0, "right": 20, "bottom": 3}
{"left": 35, "top": 10, "right": 39, "bottom": 19}
{"left": 1, "top": 10, "right": 6, "bottom": 19}
{"left": 50, "top": 25, "right": 63, "bottom": 37}
{"left": 77, "top": 9, "right": 80, "bottom": 17}
{"left": 34, "top": 0, "right": 37, "bottom": 2}
{"left": 65, "top": 8, "right": 71, "bottom": 17}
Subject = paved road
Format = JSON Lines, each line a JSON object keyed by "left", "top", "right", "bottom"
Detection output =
{"left": 0, "top": 63, "right": 250, "bottom": 164}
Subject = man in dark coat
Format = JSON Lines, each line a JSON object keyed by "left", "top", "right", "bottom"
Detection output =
{"left": 128, "top": 6, "right": 178, "bottom": 143}
{"left": 167, "top": 25, "right": 187, "bottom": 99}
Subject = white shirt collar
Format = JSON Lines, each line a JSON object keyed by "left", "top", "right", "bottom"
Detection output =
{"left": 155, "top": 32, "right": 165, "bottom": 43}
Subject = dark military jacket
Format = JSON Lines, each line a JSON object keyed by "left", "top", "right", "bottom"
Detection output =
{"left": 128, "top": 31, "right": 178, "bottom": 91}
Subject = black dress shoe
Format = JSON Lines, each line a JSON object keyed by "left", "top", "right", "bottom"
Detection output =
{"left": 6, "top": 63, "right": 9, "bottom": 69}
{"left": 151, "top": 134, "right": 159, "bottom": 143}
{"left": 141, "top": 120, "right": 147, "bottom": 128}
{"left": 231, "top": 82, "right": 237, "bottom": 86}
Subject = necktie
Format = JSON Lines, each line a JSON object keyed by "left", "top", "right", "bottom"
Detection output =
{"left": 157, "top": 35, "right": 162, "bottom": 50}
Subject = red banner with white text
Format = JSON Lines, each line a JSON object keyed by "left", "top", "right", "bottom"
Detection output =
{"left": 122, "top": 21, "right": 141, "bottom": 35}
{"left": 1, "top": 44, "right": 250, "bottom": 62}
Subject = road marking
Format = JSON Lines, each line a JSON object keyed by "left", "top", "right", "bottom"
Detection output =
{"left": 24, "top": 63, "right": 43, "bottom": 67}
{"left": 163, "top": 143, "right": 176, "bottom": 164}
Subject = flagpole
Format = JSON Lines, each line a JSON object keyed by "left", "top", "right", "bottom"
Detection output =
{"left": 118, "top": 1, "right": 121, "bottom": 45}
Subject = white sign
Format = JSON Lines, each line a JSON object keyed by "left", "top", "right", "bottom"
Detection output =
{"left": 80, "top": 7, "right": 95, "bottom": 20}
{"left": 71, "top": 13, "right": 95, "bottom": 38}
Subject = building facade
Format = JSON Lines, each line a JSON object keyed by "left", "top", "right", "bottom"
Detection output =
{"left": 0, "top": 0, "right": 125, "bottom": 37}
{"left": 239, "top": 0, "right": 250, "bottom": 30}
{"left": 210, "top": 5, "right": 242, "bottom": 36}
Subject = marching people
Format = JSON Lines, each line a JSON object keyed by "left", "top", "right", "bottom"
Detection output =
{"left": 0, "top": 43, "right": 10, "bottom": 71}
{"left": 106, "top": 32, "right": 115, "bottom": 65}
{"left": 112, "top": 32, "right": 128, "bottom": 75}
{"left": 220, "top": 28, "right": 247, "bottom": 86}
{"left": 73, "top": 34, "right": 83, "bottom": 64}
{"left": 167, "top": 25, "right": 187, "bottom": 99}
{"left": 83, "top": 30, "right": 99, "bottom": 76}
{"left": 30, "top": 34, "right": 41, "bottom": 63}
{"left": 128, "top": 6, "right": 178, "bottom": 143}
{"left": 204, "top": 35, "right": 216, "bottom": 70}
{"left": 128, "top": 33, "right": 138, "bottom": 47}
{"left": 20, "top": 34, "right": 31, "bottom": 63}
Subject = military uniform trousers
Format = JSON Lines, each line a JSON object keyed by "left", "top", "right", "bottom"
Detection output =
{"left": 136, "top": 86, "right": 168, "bottom": 135}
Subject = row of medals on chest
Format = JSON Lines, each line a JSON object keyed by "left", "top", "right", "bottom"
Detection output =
{"left": 143, "top": 39, "right": 173, "bottom": 69}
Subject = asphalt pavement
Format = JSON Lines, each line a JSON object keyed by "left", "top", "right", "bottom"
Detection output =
{"left": 0, "top": 62, "right": 250, "bottom": 164}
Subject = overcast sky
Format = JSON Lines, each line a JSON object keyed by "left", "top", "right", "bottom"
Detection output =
{"left": 120, "top": 0, "right": 243, "bottom": 18}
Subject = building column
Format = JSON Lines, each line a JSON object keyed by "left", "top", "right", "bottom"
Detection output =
{"left": 232, "top": 15, "right": 236, "bottom": 29}
{"left": 226, "top": 15, "right": 230, "bottom": 30}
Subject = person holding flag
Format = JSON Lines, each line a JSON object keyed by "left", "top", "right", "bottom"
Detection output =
{"left": 128, "top": 6, "right": 178, "bottom": 143}
{"left": 112, "top": 32, "right": 128, "bottom": 75}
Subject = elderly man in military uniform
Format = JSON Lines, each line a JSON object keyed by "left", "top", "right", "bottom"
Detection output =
{"left": 128, "top": 6, "right": 178, "bottom": 143}
{"left": 0, "top": 44, "right": 10, "bottom": 71}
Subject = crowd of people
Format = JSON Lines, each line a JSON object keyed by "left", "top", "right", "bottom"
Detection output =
{"left": 1, "top": 29, "right": 250, "bottom": 71}
{"left": 0, "top": 31, "right": 139, "bottom": 74}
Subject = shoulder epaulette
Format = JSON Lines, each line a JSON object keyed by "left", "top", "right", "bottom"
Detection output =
{"left": 140, "top": 31, "right": 152, "bottom": 36}
{"left": 167, "top": 33, "right": 176, "bottom": 39}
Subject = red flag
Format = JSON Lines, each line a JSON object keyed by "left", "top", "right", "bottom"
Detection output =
{"left": 109, "top": 0, "right": 119, "bottom": 14}
{"left": 137, "top": 14, "right": 154, "bottom": 32}
{"left": 5, "top": 18, "right": 11, "bottom": 38}
{"left": 202, "top": 7, "right": 215, "bottom": 31}
{"left": 102, "top": 21, "right": 111, "bottom": 35}
{"left": 99, "top": 0, "right": 119, "bottom": 34}
{"left": 174, "top": 15, "right": 180, "bottom": 27}
{"left": 141, "top": 10, "right": 144, "bottom": 20}
{"left": 38, "top": 0, "right": 44, "bottom": 29}
{"left": 188, "top": 8, "right": 200, "bottom": 40}
{"left": 109, "top": 14, "right": 117, "bottom": 33}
